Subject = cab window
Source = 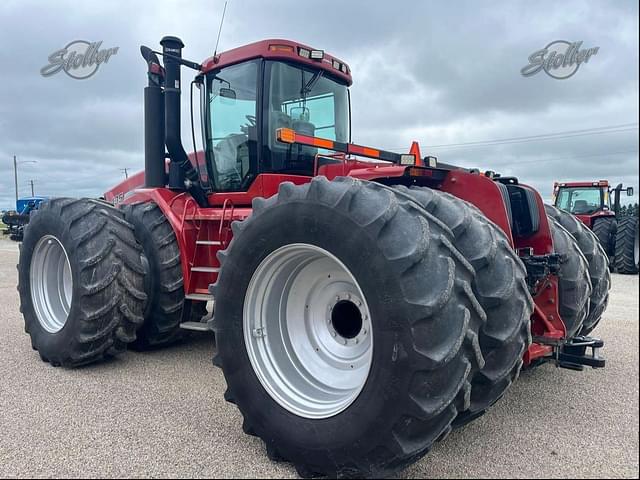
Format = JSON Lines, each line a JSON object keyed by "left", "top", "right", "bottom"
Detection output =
{"left": 263, "top": 61, "right": 350, "bottom": 175}
{"left": 205, "top": 60, "right": 259, "bottom": 191}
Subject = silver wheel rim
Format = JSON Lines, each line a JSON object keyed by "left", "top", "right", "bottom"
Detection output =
{"left": 244, "top": 243, "right": 373, "bottom": 419}
{"left": 30, "top": 235, "right": 73, "bottom": 333}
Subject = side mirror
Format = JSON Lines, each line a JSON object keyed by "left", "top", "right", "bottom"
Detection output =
{"left": 220, "top": 87, "right": 236, "bottom": 99}
{"left": 627, "top": 187, "right": 634, "bottom": 197}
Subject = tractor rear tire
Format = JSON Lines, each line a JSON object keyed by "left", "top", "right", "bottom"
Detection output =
{"left": 547, "top": 216, "right": 592, "bottom": 338}
{"left": 592, "top": 217, "right": 616, "bottom": 260}
{"left": 212, "top": 177, "right": 486, "bottom": 478}
{"left": 396, "top": 186, "right": 532, "bottom": 427}
{"left": 544, "top": 205, "right": 610, "bottom": 336}
{"left": 614, "top": 216, "right": 640, "bottom": 274}
{"left": 18, "top": 198, "right": 146, "bottom": 367}
{"left": 123, "top": 202, "right": 208, "bottom": 350}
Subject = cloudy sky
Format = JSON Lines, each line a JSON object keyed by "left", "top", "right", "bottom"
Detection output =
{"left": 0, "top": 0, "right": 638, "bottom": 210}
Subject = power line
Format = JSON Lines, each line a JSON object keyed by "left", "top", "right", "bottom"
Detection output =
{"left": 386, "top": 122, "right": 639, "bottom": 151}
{"left": 427, "top": 123, "right": 638, "bottom": 148}
{"left": 429, "top": 127, "right": 637, "bottom": 150}
{"left": 466, "top": 148, "right": 639, "bottom": 168}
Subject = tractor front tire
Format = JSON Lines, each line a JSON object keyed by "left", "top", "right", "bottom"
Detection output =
{"left": 18, "top": 198, "right": 146, "bottom": 367}
{"left": 547, "top": 216, "right": 592, "bottom": 337}
{"left": 545, "top": 205, "right": 610, "bottom": 336}
{"left": 123, "top": 202, "right": 207, "bottom": 350}
{"left": 592, "top": 217, "right": 616, "bottom": 260}
{"left": 212, "top": 177, "right": 486, "bottom": 478}
{"left": 397, "top": 186, "right": 532, "bottom": 427}
{"left": 614, "top": 216, "right": 639, "bottom": 274}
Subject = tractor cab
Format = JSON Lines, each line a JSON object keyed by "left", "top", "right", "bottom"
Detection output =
{"left": 553, "top": 181, "right": 612, "bottom": 216}
{"left": 198, "top": 40, "right": 352, "bottom": 193}
{"left": 553, "top": 180, "right": 634, "bottom": 220}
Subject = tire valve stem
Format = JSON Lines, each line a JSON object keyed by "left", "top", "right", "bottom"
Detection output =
{"left": 252, "top": 327, "right": 266, "bottom": 338}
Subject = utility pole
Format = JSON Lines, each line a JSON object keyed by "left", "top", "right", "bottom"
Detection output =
{"left": 12, "top": 156, "right": 37, "bottom": 206}
{"left": 120, "top": 168, "right": 129, "bottom": 179}
{"left": 13, "top": 155, "right": 18, "bottom": 204}
{"left": 29, "top": 179, "right": 35, "bottom": 196}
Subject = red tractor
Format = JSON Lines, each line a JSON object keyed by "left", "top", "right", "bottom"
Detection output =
{"left": 553, "top": 180, "right": 639, "bottom": 274}
{"left": 18, "top": 37, "right": 611, "bottom": 478}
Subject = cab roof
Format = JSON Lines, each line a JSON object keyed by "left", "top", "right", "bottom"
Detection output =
{"left": 200, "top": 39, "right": 353, "bottom": 86}
{"left": 555, "top": 180, "right": 610, "bottom": 188}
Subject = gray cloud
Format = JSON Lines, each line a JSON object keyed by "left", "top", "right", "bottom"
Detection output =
{"left": 0, "top": 0, "right": 638, "bottom": 209}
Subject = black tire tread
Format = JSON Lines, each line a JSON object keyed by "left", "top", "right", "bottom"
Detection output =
{"left": 213, "top": 177, "right": 487, "bottom": 478}
{"left": 396, "top": 186, "right": 533, "bottom": 425}
{"left": 18, "top": 198, "right": 146, "bottom": 367}
{"left": 545, "top": 205, "right": 611, "bottom": 335}
{"left": 123, "top": 202, "right": 208, "bottom": 349}
{"left": 547, "top": 216, "right": 592, "bottom": 337}
{"left": 591, "top": 216, "right": 616, "bottom": 258}
{"left": 614, "top": 216, "right": 639, "bottom": 274}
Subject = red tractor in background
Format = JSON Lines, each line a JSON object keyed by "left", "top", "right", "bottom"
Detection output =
{"left": 18, "top": 36, "right": 611, "bottom": 478}
{"left": 553, "top": 180, "right": 639, "bottom": 274}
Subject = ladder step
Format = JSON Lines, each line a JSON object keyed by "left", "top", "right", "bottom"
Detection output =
{"left": 185, "top": 293, "right": 214, "bottom": 302}
{"left": 179, "top": 321, "right": 211, "bottom": 332}
{"left": 191, "top": 266, "right": 220, "bottom": 273}
{"left": 196, "top": 240, "right": 222, "bottom": 246}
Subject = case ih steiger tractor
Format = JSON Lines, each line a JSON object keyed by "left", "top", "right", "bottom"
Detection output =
{"left": 553, "top": 180, "right": 639, "bottom": 274}
{"left": 18, "top": 37, "right": 611, "bottom": 478}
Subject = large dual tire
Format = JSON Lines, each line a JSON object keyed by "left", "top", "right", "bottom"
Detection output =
{"left": 396, "top": 186, "right": 532, "bottom": 426}
{"left": 546, "top": 216, "right": 592, "bottom": 338}
{"left": 545, "top": 205, "right": 611, "bottom": 335}
{"left": 614, "top": 216, "right": 639, "bottom": 274}
{"left": 122, "top": 202, "right": 208, "bottom": 349}
{"left": 212, "top": 177, "right": 487, "bottom": 478}
{"left": 591, "top": 217, "right": 616, "bottom": 259}
{"left": 18, "top": 198, "right": 146, "bottom": 367}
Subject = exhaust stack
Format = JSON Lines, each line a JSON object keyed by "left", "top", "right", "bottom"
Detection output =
{"left": 140, "top": 46, "right": 166, "bottom": 188}
{"left": 160, "top": 36, "right": 201, "bottom": 192}
{"left": 140, "top": 36, "right": 207, "bottom": 205}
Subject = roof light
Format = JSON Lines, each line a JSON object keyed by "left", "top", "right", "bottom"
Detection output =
{"left": 332, "top": 59, "right": 341, "bottom": 70}
{"left": 298, "top": 47, "right": 310, "bottom": 59}
{"left": 340, "top": 63, "right": 348, "bottom": 74}
{"left": 400, "top": 154, "right": 416, "bottom": 165}
{"left": 425, "top": 155, "right": 438, "bottom": 167}
{"left": 269, "top": 44, "right": 294, "bottom": 52}
{"left": 310, "top": 49, "right": 324, "bottom": 60}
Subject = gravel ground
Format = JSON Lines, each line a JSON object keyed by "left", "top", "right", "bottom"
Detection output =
{"left": 0, "top": 237, "right": 638, "bottom": 478}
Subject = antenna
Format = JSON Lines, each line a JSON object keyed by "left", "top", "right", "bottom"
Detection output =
{"left": 213, "top": 1, "right": 228, "bottom": 58}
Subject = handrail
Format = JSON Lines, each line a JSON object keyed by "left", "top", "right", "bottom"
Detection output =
{"left": 219, "top": 198, "right": 235, "bottom": 248}
{"left": 313, "top": 152, "right": 348, "bottom": 176}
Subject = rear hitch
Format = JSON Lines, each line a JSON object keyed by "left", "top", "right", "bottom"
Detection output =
{"left": 556, "top": 336, "right": 606, "bottom": 371}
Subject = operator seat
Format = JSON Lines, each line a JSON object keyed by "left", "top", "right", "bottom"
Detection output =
{"left": 572, "top": 200, "right": 590, "bottom": 214}
{"left": 291, "top": 119, "right": 318, "bottom": 169}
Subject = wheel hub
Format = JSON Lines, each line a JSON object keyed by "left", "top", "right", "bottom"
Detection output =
{"left": 244, "top": 243, "right": 373, "bottom": 419}
{"left": 327, "top": 294, "right": 368, "bottom": 346}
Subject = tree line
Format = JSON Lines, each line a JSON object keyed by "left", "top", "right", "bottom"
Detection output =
{"left": 619, "top": 203, "right": 639, "bottom": 217}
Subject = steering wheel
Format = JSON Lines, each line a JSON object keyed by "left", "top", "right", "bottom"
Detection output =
{"left": 245, "top": 115, "right": 257, "bottom": 127}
